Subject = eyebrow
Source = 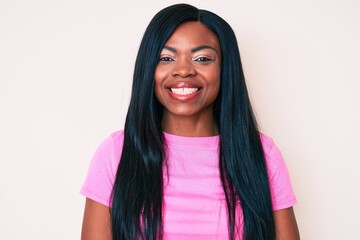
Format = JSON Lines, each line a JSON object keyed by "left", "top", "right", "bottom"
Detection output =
{"left": 191, "top": 45, "right": 218, "bottom": 53}
{"left": 163, "top": 46, "right": 177, "bottom": 53}
{"left": 162, "top": 45, "right": 218, "bottom": 53}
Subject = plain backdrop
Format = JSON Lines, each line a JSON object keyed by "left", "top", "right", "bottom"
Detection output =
{"left": 1, "top": 0, "right": 359, "bottom": 239}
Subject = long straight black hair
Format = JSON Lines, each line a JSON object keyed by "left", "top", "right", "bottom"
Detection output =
{"left": 111, "top": 4, "right": 275, "bottom": 240}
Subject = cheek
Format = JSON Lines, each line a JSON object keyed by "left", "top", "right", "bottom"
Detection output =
{"left": 209, "top": 67, "right": 221, "bottom": 89}
{"left": 154, "top": 71, "right": 165, "bottom": 104}
{"left": 154, "top": 66, "right": 168, "bottom": 83}
{"left": 154, "top": 67, "right": 162, "bottom": 89}
{"left": 212, "top": 80, "right": 221, "bottom": 100}
{"left": 154, "top": 65, "right": 171, "bottom": 101}
{"left": 154, "top": 83, "right": 162, "bottom": 103}
{"left": 211, "top": 70, "right": 221, "bottom": 100}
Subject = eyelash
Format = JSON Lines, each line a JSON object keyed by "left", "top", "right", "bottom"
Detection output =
{"left": 194, "top": 57, "right": 212, "bottom": 62}
{"left": 158, "top": 57, "right": 212, "bottom": 62}
{"left": 159, "top": 57, "right": 174, "bottom": 62}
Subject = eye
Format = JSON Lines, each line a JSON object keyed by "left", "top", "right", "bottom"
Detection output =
{"left": 194, "top": 57, "right": 212, "bottom": 62}
{"left": 159, "top": 57, "right": 174, "bottom": 62}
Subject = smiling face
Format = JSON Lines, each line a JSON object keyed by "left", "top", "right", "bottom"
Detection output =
{"left": 154, "top": 21, "right": 221, "bottom": 126}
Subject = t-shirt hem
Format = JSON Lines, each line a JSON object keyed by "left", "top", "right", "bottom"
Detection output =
{"left": 272, "top": 198, "right": 297, "bottom": 211}
{"left": 80, "top": 188, "right": 111, "bottom": 207}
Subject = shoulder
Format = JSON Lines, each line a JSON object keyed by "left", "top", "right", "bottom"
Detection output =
{"left": 259, "top": 133, "right": 297, "bottom": 209}
{"left": 109, "top": 130, "right": 125, "bottom": 155}
{"left": 110, "top": 129, "right": 124, "bottom": 142}
{"left": 80, "top": 130, "right": 125, "bottom": 206}
{"left": 259, "top": 133, "right": 288, "bottom": 181}
{"left": 92, "top": 130, "right": 124, "bottom": 163}
{"left": 85, "top": 129, "right": 125, "bottom": 183}
{"left": 259, "top": 133, "right": 276, "bottom": 153}
{"left": 259, "top": 133, "right": 283, "bottom": 165}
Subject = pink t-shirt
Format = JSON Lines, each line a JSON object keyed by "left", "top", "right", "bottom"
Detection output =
{"left": 81, "top": 131, "right": 297, "bottom": 239}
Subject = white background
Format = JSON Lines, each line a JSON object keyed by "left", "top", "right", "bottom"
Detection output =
{"left": 1, "top": 0, "right": 359, "bottom": 239}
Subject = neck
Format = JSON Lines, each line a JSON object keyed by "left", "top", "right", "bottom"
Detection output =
{"left": 161, "top": 111, "right": 218, "bottom": 137}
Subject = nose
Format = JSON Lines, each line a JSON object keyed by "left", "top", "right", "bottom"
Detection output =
{"left": 172, "top": 59, "right": 197, "bottom": 78}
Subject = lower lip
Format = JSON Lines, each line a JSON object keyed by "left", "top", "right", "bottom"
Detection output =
{"left": 166, "top": 88, "right": 202, "bottom": 101}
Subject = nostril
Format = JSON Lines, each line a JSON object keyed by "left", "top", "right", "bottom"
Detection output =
{"left": 172, "top": 66, "right": 197, "bottom": 77}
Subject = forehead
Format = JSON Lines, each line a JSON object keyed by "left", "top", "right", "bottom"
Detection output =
{"left": 164, "top": 21, "right": 221, "bottom": 51}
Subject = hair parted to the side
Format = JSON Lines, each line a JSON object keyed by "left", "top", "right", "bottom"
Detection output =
{"left": 111, "top": 4, "right": 275, "bottom": 240}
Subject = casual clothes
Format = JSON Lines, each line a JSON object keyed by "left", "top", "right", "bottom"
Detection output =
{"left": 81, "top": 130, "right": 297, "bottom": 239}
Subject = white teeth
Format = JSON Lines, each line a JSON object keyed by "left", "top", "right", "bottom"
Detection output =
{"left": 170, "top": 88, "right": 199, "bottom": 95}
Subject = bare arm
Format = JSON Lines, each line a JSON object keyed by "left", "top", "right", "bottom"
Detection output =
{"left": 274, "top": 207, "right": 300, "bottom": 240}
{"left": 81, "top": 198, "right": 112, "bottom": 240}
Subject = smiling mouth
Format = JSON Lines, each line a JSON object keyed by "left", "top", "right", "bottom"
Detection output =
{"left": 170, "top": 87, "right": 200, "bottom": 95}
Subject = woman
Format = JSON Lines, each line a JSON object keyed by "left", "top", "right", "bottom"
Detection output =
{"left": 81, "top": 4, "right": 300, "bottom": 240}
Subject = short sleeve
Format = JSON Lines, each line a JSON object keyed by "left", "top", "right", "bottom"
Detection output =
{"left": 261, "top": 134, "right": 297, "bottom": 211}
{"left": 80, "top": 131, "right": 124, "bottom": 207}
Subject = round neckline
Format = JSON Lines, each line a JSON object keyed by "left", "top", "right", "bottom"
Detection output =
{"left": 163, "top": 131, "right": 220, "bottom": 147}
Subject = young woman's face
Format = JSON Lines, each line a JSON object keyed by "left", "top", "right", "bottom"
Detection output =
{"left": 154, "top": 21, "right": 221, "bottom": 119}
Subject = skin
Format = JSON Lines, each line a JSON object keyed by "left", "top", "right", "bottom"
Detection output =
{"left": 81, "top": 21, "right": 300, "bottom": 240}
{"left": 274, "top": 207, "right": 300, "bottom": 240}
{"left": 154, "top": 21, "right": 221, "bottom": 137}
{"left": 81, "top": 199, "right": 111, "bottom": 240}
